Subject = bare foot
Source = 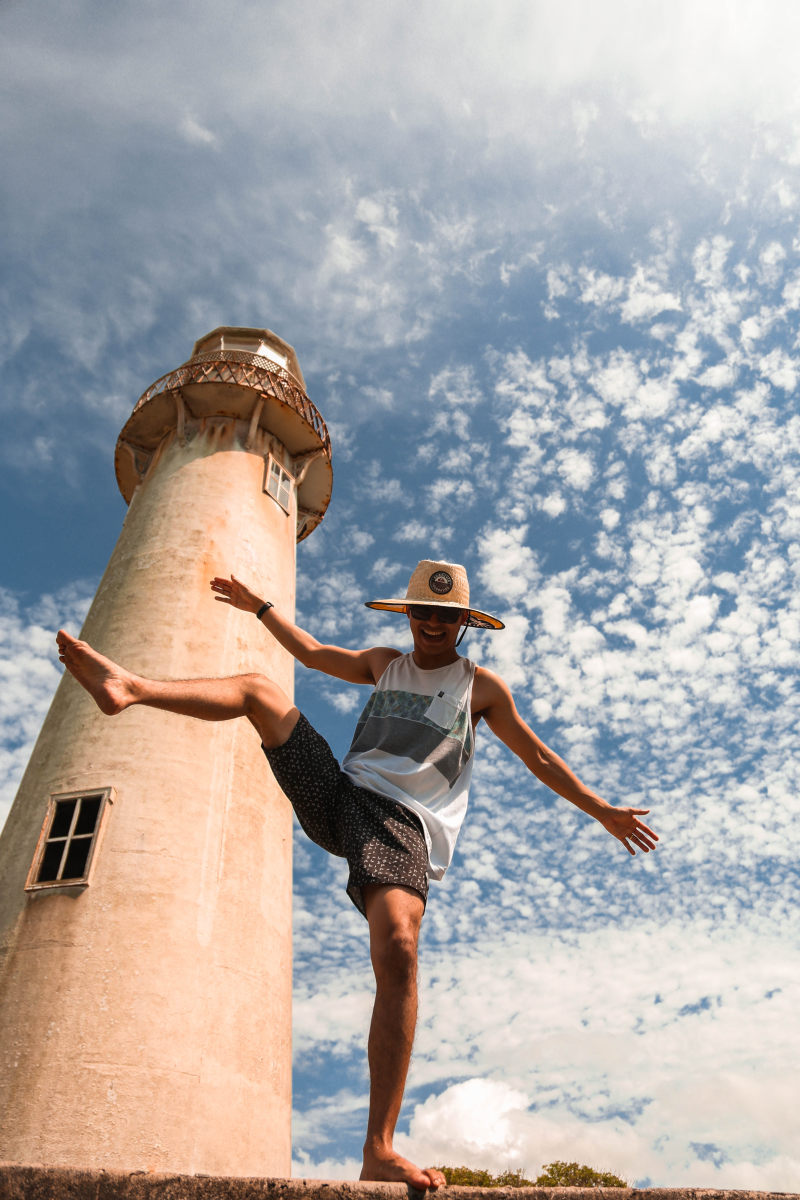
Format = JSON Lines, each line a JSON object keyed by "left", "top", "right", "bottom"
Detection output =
{"left": 56, "top": 631, "right": 139, "bottom": 715}
{"left": 361, "top": 1147, "right": 445, "bottom": 1191}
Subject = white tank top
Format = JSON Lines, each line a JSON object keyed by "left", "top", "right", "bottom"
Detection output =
{"left": 342, "top": 653, "right": 476, "bottom": 880}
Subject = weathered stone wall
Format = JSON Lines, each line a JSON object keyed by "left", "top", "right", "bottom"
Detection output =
{"left": 0, "top": 1167, "right": 796, "bottom": 1200}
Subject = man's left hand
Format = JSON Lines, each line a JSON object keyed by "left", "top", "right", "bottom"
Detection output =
{"left": 599, "top": 807, "right": 658, "bottom": 855}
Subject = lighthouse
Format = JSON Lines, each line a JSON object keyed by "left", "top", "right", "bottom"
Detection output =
{"left": 0, "top": 328, "right": 331, "bottom": 1176}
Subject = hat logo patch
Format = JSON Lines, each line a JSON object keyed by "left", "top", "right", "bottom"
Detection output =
{"left": 428, "top": 570, "right": 454, "bottom": 595}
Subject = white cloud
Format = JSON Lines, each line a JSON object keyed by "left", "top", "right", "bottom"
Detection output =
{"left": 394, "top": 520, "right": 433, "bottom": 543}
{"left": 556, "top": 447, "right": 594, "bottom": 491}
{"left": 546, "top": 266, "right": 570, "bottom": 301}
{"left": 781, "top": 269, "right": 800, "bottom": 308}
{"left": 178, "top": 113, "right": 218, "bottom": 147}
{"left": 321, "top": 229, "right": 367, "bottom": 277}
{"left": 620, "top": 266, "right": 682, "bottom": 323}
{"left": 589, "top": 351, "right": 641, "bottom": 408}
{"left": 578, "top": 268, "right": 626, "bottom": 307}
{"left": 540, "top": 492, "right": 566, "bottom": 518}
{"left": 324, "top": 688, "right": 362, "bottom": 714}
{"left": 476, "top": 527, "right": 540, "bottom": 605}
{"left": 355, "top": 193, "right": 399, "bottom": 250}
{"left": 759, "top": 347, "right": 797, "bottom": 391}
{"left": 692, "top": 235, "right": 733, "bottom": 287}
{"left": 347, "top": 528, "right": 375, "bottom": 554}
{"left": 403, "top": 1078, "right": 531, "bottom": 1164}
{"left": 359, "top": 385, "right": 394, "bottom": 409}
{"left": 369, "top": 556, "right": 404, "bottom": 582}
{"left": 296, "top": 919, "right": 800, "bottom": 1188}
{"left": 292, "top": 1150, "right": 363, "bottom": 1181}
{"left": 429, "top": 365, "right": 483, "bottom": 409}
{"left": 466, "top": 613, "right": 531, "bottom": 691}
{"left": 697, "top": 361, "right": 738, "bottom": 389}
{"left": 758, "top": 239, "right": 786, "bottom": 285}
{"left": 426, "top": 478, "right": 475, "bottom": 510}
{"left": 0, "top": 583, "right": 95, "bottom": 826}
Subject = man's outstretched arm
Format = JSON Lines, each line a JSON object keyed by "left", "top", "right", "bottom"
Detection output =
{"left": 210, "top": 574, "right": 398, "bottom": 686}
{"left": 474, "top": 668, "right": 658, "bottom": 855}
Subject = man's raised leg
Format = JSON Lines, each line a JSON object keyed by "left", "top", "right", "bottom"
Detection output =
{"left": 55, "top": 631, "right": 298, "bottom": 748}
{"left": 359, "top": 884, "right": 445, "bottom": 1192}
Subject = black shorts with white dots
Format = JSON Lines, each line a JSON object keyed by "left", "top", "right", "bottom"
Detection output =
{"left": 262, "top": 712, "right": 429, "bottom": 918}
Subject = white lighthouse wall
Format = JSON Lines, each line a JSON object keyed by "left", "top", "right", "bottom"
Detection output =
{"left": 0, "top": 422, "right": 295, "bottom": 1175}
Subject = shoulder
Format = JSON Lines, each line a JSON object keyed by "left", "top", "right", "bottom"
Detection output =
{"left": 366, "top": 646, "right": 403, "bottom": 682}
{"left": 473, "top": 664, "right": 509, "bottom": 690}
{"left": 471, "top": 664, "right": 514, "bottom": 714}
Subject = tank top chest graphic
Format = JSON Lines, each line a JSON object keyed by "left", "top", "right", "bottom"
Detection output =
{"left": 347, "top": 663, "right": 473, "bottom": 788}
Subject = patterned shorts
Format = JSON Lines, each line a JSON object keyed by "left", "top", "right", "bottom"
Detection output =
{"left": 262, "top": 713, "right": 429, "bottom": 918}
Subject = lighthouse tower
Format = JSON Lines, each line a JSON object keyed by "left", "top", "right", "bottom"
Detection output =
{"left": 0, "top": 329, "right": 331, "bottom": 1176}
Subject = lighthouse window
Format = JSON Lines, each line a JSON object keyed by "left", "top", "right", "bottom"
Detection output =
{"left": 26, "top": 789, "right": 112, "bottom": 891}
{"left": 265, "top": 456, "right": 294, "bottom": 514}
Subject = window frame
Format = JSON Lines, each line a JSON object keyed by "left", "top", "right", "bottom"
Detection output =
{"left": 25, "top": 787, "right": 114, "bottom": 893}
{"left": 264, "top": 454, "right": 295, "bottom": 515}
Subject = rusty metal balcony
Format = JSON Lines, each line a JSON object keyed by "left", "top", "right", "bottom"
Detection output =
{"left": 132, "top": 348, "right": 331, "bottom": 459}
{"left": 115, "top": 332, "right": 333, "bottom": 542}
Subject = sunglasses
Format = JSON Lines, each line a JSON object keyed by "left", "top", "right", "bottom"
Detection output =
{"left": 407, "top": 605, "right": 463, "bottom": 624}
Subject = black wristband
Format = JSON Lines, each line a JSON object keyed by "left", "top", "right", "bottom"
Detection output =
{"left": 256, "top": 602, "right": 274, "bottom": 620}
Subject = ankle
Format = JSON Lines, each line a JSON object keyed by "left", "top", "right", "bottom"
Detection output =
{"left": 122, "top": 674, "right": 146, "bottom": 705}
{"left": 363, "top": 1134, "right": 393, "bottom": 1156}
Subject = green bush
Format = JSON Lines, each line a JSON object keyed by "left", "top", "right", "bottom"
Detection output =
{"left": 534, "top": 1161, "right": 627, "bottom": 1188}
{"left": 436, "top": 1161, "right": 628, "bottom": 1188}
{"left": 438, "top": 1167, "right": 536, "bottom": 1187}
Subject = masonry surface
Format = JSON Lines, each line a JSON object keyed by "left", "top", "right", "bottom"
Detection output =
{"left": 0, "top": 1167, "right": 797, "bottom": 1200}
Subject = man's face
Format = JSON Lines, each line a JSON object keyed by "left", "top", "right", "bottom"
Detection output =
{"left": 406, "top": 604, "right": 467, "bottom": 659}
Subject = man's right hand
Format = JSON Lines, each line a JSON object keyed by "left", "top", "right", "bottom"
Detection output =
{"left": 211, "top": 573, "right": 398, "bottom": 686}
{"left": 210, "top": 574, "right": 264, "bottom": 615}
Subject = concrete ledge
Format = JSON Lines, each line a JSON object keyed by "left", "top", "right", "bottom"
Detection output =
{"left": 0, "top": 1168, "right": 796, "bottom": 1200}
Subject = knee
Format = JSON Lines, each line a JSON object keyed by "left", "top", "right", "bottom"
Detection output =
{"left": 371, "top": 925, "right": 419, "bottom": 984}
{"left": 241, "top": 675, "right": 297, "bottom": 747}
{"left": 242, "top": 674, "right": 289, "bottom": 718}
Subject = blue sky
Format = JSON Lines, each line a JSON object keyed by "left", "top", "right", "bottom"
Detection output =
{"left": 2, "top": 0, "right": 799, "bottom": 1188}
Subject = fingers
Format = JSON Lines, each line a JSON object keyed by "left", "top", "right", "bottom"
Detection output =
{"left": 210, "top": 579, "right": 236, "bottom": 606}
{"left": 631, "top": 818, "right": 658, "bottom": 845}
{"left": 624, "top": 827, "right": 658, "bottom": 854}
{"left": 623, "top": 809, "right": 659, "bottom": 853}
{"left": 604, "top": 805, "right": 658, "bottom": 856}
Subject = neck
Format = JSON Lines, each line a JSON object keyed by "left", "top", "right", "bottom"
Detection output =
{"left": 411, "top": 646, "right": 461, "bottom": 670}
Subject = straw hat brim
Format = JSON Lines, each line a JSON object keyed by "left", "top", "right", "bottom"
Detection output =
{"left": 365, "top": 600, "right": 504, "bottom": 630}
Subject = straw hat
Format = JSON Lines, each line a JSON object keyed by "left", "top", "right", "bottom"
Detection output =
{"left": 366, "top": 560, "right": 504, "bottom": 630}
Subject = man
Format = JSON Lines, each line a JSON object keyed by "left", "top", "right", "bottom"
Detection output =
{"left": 57, "top": 558, "right": 657, "bottom": 1191}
